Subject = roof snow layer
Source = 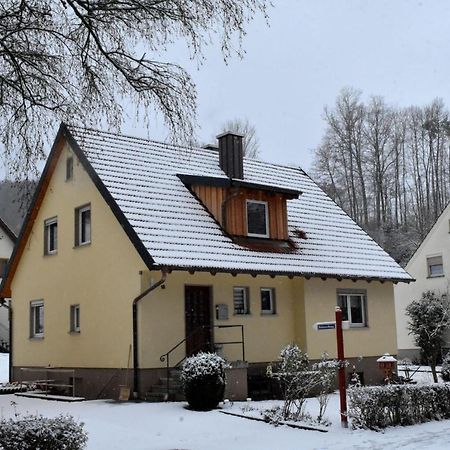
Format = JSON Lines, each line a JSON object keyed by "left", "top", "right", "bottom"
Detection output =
{"left": 68, "top": 125, "right": 412, "bottom": 282}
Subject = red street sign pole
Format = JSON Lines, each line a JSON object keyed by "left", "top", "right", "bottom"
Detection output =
{"left": 335, "top": 306, "right": 348, "bottom": 428}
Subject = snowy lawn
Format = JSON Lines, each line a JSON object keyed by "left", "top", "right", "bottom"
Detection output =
{"left": 2, "top": 354, "right": 450, "bottom": 449}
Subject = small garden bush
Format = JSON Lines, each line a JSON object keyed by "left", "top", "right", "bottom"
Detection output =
{"left": 348, "top": 383, "right": 450, "bottom": 430}
{"left": 441, "top": 353, "right": 450, "bottom": 382}
{"left": 181, "top": 352, "right": 228, "bottom": 411}
{"left": 0, "top": 414, "right": 88, "bottom": 450}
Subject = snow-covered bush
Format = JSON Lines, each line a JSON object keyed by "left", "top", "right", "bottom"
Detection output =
{"left": 267, "top": 345, "right": 337, "bottom": 423}
{"left": 181, "top": 352, "right": 228, "bottom": 411}
{"left": 348, "top": 383, "right": 450, "bottom": 430}
{"left": 0, "top": 414, "right": 88, "bottom": 450}
{"left": 441, "top": 353, "right": 450, "bottom": 382}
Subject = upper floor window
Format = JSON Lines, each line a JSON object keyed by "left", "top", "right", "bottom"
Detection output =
{"left": 337, "top": 290, "right": 367, "bottom": 327}
{"left": 75, "top": 204, "right": 91, "bottom": 246}
{"left": 233, "top": 287, "right": 250, "bottom": 315}
{"left": 66, "top": 156, "right": 74, "bottom": 181}
{"left": 261, "top": 287, "right": 276, "bottom": 314}
{"left": 246, "top": 200, "right": 269, "bottom": 238}
{"left": 44, "top": 217, "right": 58, "bottom": 255}
{"left": 427, "top": 255, "right": 444, "bottom": 277}
{"left": 30, "top": 300, "right": 44, "bottom": 338}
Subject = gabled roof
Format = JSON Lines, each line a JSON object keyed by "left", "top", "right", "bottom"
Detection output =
{"left": 0, "top": 216, "right": 16, "bottom": 243}
{"left": 67, "top": 124, "right": 411, "bottom": 282}
{"left": 0, "top": 123, "right": 412, "bottom": 297}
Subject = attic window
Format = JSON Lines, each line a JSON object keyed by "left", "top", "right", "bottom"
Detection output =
{"left": 246, "top": 200, "right": 269, "bottom": 238}
{"left": 427, "top": 255, "right": 443, "bottom": 277}
{"left": 66, "top": 157, "right": 74, "bottom": 181}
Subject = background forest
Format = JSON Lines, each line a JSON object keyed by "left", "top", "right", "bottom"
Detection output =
{"left": 312, "top": 88, "right": 450, "bottom": 266}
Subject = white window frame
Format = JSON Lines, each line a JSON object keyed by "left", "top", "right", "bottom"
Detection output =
{"left": 427, "top": 255, "right": 444, "bottom": 278}
{"left": 30, "top": 300, "right": 44, "bottom": 338}
{"left": 44, "top": 217, "right": 58, "bottom": 255}
{"left": 70, "top": 304, "right": 80, "bottom": 333}
{"left": 337, "top": 291, "right": 367, "bottom": 328}
{"left": 233, "top": 287, "right": 250, "bottom": 315}
{"left": 76, "top": 204, "right": 91, "bottom": 246}
{"left": 260, "top": 287, "right": 275, "bottom": 314}
{"left": 246, "top": 200, "right": 269, "bottom": 238}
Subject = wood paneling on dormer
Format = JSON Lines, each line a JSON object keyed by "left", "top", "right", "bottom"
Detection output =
{"left": 191, "top": 185, "right": 289, "bottom": 240}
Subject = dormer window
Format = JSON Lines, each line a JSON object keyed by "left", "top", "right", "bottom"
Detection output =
{"left": 246, "top": 200, "right": 269, "bottom": 238}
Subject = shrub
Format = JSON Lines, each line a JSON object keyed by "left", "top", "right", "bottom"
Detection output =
{"left": 181, "top": 352, "right": 228, "bottom": 411}
{"left": 442, "top": 353, "right": 450, "bottom": 382}
{"left": 0, "top": 414, "right": 88, "bottom": 450}
{"left": 348, "top": 383, "right": 450, "bottom": 430}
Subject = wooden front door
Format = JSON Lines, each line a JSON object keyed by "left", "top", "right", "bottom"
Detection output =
{"left": 185, "top": 286, "right": 213, "bottom": 357}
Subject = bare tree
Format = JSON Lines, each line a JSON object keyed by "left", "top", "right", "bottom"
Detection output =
{"left": 0, "top": 0, "right": 270, "bottom": 178}
{"left": 221, "top": 118, "right": 260, "bottom": 158}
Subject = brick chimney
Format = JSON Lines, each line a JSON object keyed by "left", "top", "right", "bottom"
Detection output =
{"left": 217, "top": 131, "right": 244, "bottom": 179}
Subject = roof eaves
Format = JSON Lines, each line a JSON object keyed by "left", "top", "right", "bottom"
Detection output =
{"left": 0, "top": 217, "right": 17, "bottom": 243}
{"left": 156, "top": 265, "right": 414, "bottom": 284}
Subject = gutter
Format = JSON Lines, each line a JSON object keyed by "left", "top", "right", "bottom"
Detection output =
{"left": 132, "top": 270, "right": 167, "bottom": 398}
{"left": 0, "top": 298, "right": 11, "bottom": 382}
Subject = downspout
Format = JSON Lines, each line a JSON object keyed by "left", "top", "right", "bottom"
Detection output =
{"left": 132, "top": 269, "right": 167, "bottom": 398}
{"left": 0, "top": 299, "right": 11, "bottom": 382}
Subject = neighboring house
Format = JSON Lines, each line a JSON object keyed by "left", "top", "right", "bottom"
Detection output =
{"left": 0, "top": 124, "right": 412, "bottom": 399}
{"left": 0, "top": 216, "right": 16, "bottom": 350}
{"left": 395, "top": 202, "right": 450, "bottom": 360}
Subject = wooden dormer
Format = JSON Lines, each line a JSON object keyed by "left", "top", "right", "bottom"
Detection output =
{"left": 178, "top": 175, "right": 301, "bottom": 244}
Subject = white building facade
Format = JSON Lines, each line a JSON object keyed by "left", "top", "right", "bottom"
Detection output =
{"left": 395, "top": 203, "right": 450, "bottom": 359}
{"left": 0, "top": 217, "right": 16, "bottom": 349}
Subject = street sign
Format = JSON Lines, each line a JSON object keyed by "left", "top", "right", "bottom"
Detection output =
{"left": 313, "top": 321, "right": 350, "bottom": 331}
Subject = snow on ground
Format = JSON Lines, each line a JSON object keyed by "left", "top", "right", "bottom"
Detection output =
{"left": 2, "top": 354, "right": 450, "bottom": 449}
{"left": 0, "top": 353, "right": 8, "bottom": 384}
{"left": 1, "top": 393, "right": 450, "bottom": 449}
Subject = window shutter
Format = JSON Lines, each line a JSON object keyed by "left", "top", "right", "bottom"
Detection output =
{"left": 428, "top": 255, "right": 443, "bottom": 266}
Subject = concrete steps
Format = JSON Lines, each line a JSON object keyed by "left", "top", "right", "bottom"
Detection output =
{"left": 144, "top": 369, "right": 184, "bottom": 402}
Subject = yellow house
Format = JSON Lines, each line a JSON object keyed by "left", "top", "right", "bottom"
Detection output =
{"left": 0, "top": 124, "right": 412, "bottom": 400}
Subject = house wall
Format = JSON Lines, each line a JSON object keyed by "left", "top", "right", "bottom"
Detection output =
{"left": 0, "top": 226, "right": 15, "bottom": 345}
{"left": 10, "top": 140, "right": 146, "bottom": 370}
{"left": 138, "top": 271, "right": 305, "bottom": 368}
{"left": 303, "top": 278, "right": 397, "bottom": 359}
{"left": 395, "top": 205, "right": 450, "bottom": 359}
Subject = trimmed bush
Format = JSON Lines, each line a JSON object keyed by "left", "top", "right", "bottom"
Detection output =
{"left": 181, "top": 352, "right": 228, "bottom": 411}
{"left": 348, "top": 383, "right": 450, "bottom": 430}
{"left": 0, "top": 414, "right": 88, "bottom": 450}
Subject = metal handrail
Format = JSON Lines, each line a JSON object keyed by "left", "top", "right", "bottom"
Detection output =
{"left": 159, "top": 324, "right": 245, "bottom": 399}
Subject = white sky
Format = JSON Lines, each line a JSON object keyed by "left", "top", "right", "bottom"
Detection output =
{"left": 4, "top": 0, "right": 450, "bottom": 176}
{"left": 120, "top": 0, "right": 450, "bottom": 172}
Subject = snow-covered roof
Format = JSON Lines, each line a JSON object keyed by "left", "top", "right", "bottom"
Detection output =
{"left": 67, "top": 125, "right": 412, "bottom": 282}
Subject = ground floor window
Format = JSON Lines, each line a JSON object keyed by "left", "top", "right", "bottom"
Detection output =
{"left": 30, "top": 300, "right": 44, "bottom": 338}
{"left": 233, "top": 287, "right": 250, "bottom": 314}
{"left": 337, "top": 290, "right": 367, "bottom": 327}
{"left": 261, "top": 288, "right": 276, "bottom": 314}
{"left": 70, "top": 304, "right": 81, "bottom": 332}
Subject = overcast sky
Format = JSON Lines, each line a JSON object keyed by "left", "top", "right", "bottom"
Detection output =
{"left": 119, "top": 0, "right": 450, "bottom": 172}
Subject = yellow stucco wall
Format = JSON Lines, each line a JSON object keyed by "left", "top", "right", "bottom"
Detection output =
{"left": 138, "top": 271, "right": 305, "bottom": 368}
{"left": 304, "top": 278, "right": 397, "bottom": 359}
{"left": 11, "top": 141, "right": 146, "bottom": 369}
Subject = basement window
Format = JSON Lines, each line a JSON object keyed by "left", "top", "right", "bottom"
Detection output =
{"left": 427, "top": 255, "right": 444, "bottom": 277}
{"left": 246, "top": 200, "right": 269, "bottom": 238}
{"left": 30, "top": 300, "right": 44, "bottom": 338}
{"left": 44, "top": 217, "right": 58, "bottom": 255}
{"left": 233, "top": 287, "right": 250, "bottom": 315}
{"left": 75, "top": 204, "right": 91, "bottom": 246}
